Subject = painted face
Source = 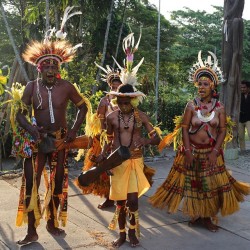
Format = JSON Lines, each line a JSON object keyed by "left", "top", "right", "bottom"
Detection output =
{"left": 117, "top": 96, "right": 133, "bottom": 114}
{"left": 40, "top": 64, "right": 59, "bottom": 86}
{"left": 197, "top": 79, "right": 212, "bottom": 99}
{"left": 110, "top": 80, "right": 122, "bottom": 91}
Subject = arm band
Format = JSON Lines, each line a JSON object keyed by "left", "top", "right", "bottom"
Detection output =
{"left": 148, "top": 129, "right": 156, "bottom": 138}
{"left": 219, "top": 127, "right": 226, "bottom": 130}
{"left": 98, "top": 114, "right": 105, "bottom": 120}
{"left": 76, "top": 98, "right": 85, "bottom": 107}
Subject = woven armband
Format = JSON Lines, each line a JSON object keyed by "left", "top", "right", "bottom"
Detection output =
{"left": 148, "top": 129, "right": 156, "bottom": 138}
{"left": 181, "top": 124, "right": 189, "bottom": 128}
{"left": 219, "top": 126, "right": 226, "bottom": 130}
{"left": 97, "top": 114, "right": 105, "bottom": 120}
{"left": 76, "top": 98, "right": 85, "bottom": 107}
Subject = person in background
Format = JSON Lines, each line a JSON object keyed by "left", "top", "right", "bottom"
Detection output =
{"left": 239, "top": 80, "right": 250, "bottom": 152}
{"left": 75, "top": 65, "right": 122, "bottom": 209}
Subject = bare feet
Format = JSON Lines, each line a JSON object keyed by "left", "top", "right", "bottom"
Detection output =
{"left": 17, "top": 233, "right": 38, "bottom": 245}
{"left": 112, "top": 232, "right": 126, "bottom": 248}
{"left": 188, "top": 217, "right": 202, "bottom": 226}
{"left": 97, "top": 199, "right": 115, "bottom": 209}
{"left": 46, "top": 223, "right": 65, "bottom": 236}
{"left": 202, "top": 217, "right": 219, "bottom": 232}
{"left": 128, "top": 229, "right": 139, "bottom": 247}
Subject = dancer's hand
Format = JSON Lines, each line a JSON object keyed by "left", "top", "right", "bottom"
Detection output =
{"left": 27, "top": 125, "right": 43, "bottom": 142}
{"left": 64, "top": 129, "right": 77, "bottom": 142}
{"left": 207, "top": 150, "right": 217, "bottom": 168}
{"left": 185, "top": 151, "right": 194, "bottom": 168}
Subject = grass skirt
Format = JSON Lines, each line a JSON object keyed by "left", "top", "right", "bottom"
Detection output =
{"left": 149, "top": 146, "right": 250, "bottom": 218}
{"left": 74, "top": 136, "right": 110, "bottom": 197}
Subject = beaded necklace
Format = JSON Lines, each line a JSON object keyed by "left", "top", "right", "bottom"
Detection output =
{"left": 118, "top": 110, "right": 135, "bottom": 147}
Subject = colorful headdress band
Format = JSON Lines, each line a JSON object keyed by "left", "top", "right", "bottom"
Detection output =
{"left": 110, "top": 32, "right": 145, "bottom": 100}
{"left": 94, "top": 63, "right": 121, "bottom": 85}
{"left": 188, "top": 51, "right": 224, "bottom": 87}
{"left": 22, "top": 6, "right": 82, "bottom": 67}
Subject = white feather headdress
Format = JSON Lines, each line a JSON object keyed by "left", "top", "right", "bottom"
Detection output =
{"left": 94, "top": 62, "right": 121, "bottom": 85}
{"left": 110, "top": 32, "right": 145, "bottom": 99}
{"left": 188, "top": 51, "right": 224, "bottom": 87}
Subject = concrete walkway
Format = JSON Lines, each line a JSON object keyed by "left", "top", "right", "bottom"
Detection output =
{"left": 0, "top": 147, "right": 250, "bottom": 250}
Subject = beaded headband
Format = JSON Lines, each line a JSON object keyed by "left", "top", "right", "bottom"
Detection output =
{"left": 189, "top": 51, "right": 224, "bottom": 88}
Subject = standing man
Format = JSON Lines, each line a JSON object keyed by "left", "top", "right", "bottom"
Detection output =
{"left": 98, "top": 33, "right": 161, "bottom": 247}
{"left": 239, "top": 80, "right": 250, "bottom": 152}
{"left": 15, "top": 38, "right": 90, "bottom": 245}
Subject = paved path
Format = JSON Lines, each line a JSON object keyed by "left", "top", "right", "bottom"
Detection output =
{"left": 0, "top": 147, "right": 250, "bottom": 250}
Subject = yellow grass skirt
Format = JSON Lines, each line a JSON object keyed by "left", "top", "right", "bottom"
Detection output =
{"left": 75, "top": 138, "right": 156, "bottom": 198}
{"left": 149, "top": 146, "right": 250, "bottom": 218}
{"left": 110, "top": 157, "right": 151, "bottom": 201}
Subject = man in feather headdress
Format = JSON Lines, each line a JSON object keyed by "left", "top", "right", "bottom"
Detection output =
{"left": 98, "top": 33, "right": 161, "bottom": 247}
{"left": 75, "top": 64, "right": 122, "bottom": 209}
{"left": 15, "top": 7, "right": 91, "bottom": 245}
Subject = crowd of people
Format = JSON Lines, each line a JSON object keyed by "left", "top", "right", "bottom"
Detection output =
{"left": 4, "top": 6, "right": 250, "bottom": 249}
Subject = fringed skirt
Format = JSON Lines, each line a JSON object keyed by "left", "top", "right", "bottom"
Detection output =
{"left": 149, "top": 145, "right": 250, "bottom": 218}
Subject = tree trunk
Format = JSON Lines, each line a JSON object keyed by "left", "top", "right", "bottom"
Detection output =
{"left": 45, "top": 0, "right": 50, "bottom": 30}
{"left": 221, "top": 0, "right": 244, "bottom": 157}
{"left": 0, "top": 3, "right": 29, "bottom": 83}
{"left": 112, "top": 0, "right": 128, "bottom": 68}
{"left": 93, "top": 0, "right": 115, "bottom": 93}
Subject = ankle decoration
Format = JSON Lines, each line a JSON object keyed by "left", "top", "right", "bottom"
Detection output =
{"left": 120, "top": 228, "right": 126, "bottom": 233}
{"left": 128, "top": 210, "right": 140, "bottom": 238}
{"left": 108, "top": 205, "right": 122, "bottom": 230}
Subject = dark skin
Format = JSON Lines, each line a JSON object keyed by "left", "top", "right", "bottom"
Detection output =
{"left": 182, "top": 79, "right": 226, "bottom": 232}
{"left": 95, "top": 80, "right": 121, "bottom": 209}
{"left": 17, "top": 63, "right": 87, "bottom": 245}
{"left": 103, "top": 96, "right": 160, "bottom": 247}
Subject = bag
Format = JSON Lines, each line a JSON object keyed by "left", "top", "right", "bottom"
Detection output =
{"left": 38, "top": 135, "right": 56, "bottom": 154}
{"left": 11, "top": 127, "right": 36, "bottom": 158}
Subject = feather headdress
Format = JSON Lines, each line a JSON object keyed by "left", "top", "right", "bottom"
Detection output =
{"left": 188, "top": 51, "right": 224, "bottom": 87}
{"left": 22, "top": 6, "right": 82, "bottom": 67}
{"left": 110, "top": 32, "right": 145, "bottom": 99}
{"left": 94, "top": 63, "right": 121, "bottom": 85}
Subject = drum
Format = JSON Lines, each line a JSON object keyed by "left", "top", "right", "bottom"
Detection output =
{"left": 55, "top": 135, "right": 91, "bottom": 150}
{"left": 78, "top": 146, "right": 131, "bottom": 186}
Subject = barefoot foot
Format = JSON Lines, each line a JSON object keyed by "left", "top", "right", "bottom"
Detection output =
{"left": 188, "top": 217, "right": 202, "bottom": 227}
{"left": 128, "top": 229, "right": 139, "bottom": 247}
{"left": 202, "top": 217, "right": 219, "bottom": 232}
{"left": 17, "top": 233, "right": 38, "bottom": 245}
{"left": 46, "top": 223, "right": 65, "bottom": 236}
{"left": 112, "top": 232, "right": 126, "bottom": 248}
{"left": 97, "top": 199, "right": 114, "bottom": 209}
